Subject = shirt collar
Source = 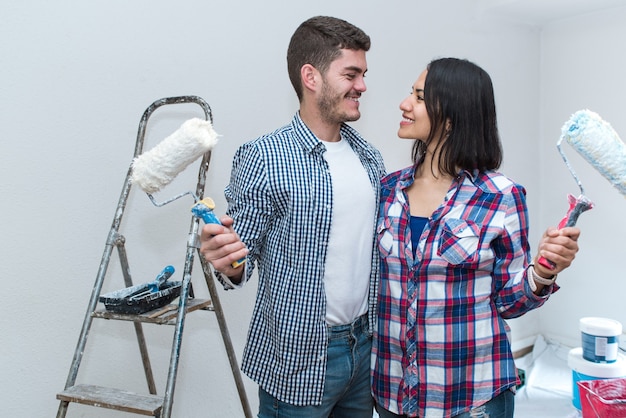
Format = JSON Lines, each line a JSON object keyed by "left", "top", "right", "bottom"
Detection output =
{"left": 402, "top": 162, "right": 480, "bottom": 184}
{"left": 291, "top": 111, "right": 371, "bottom": 156}
{"left": 291, "top": 112, "right": 322, "bottom": 154}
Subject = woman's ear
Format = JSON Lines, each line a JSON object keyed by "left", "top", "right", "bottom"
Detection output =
{"left": 445, "top": 119, "right": 452, "bottom": 135}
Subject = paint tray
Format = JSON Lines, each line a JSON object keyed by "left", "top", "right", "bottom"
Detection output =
{"left": 578, "top": 378, "right": 626, "bottom": 417}
{"left": 99, "top": 280, "right": 182, "bottom": 314}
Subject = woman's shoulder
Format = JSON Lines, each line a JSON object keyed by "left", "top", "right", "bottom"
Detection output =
{"left": 474, "top": 170, "right": 525, "bottom": 195}
{"left": 382, "top": 166, "right": 414, "bottom": 188}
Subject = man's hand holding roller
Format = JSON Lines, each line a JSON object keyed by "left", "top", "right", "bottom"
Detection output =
{"left": 199, "top": 215, "right": 248, "bottom": 284}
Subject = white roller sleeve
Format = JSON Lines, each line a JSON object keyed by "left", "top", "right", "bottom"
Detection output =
{"left": 131, "top": 117, "right": 219, "bottom": 194}
{"left": 562, "top": 109, "right": 626, "bottom": 196}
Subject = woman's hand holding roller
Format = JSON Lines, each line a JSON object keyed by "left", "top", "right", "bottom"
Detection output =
{"left": 534, "top": 226, "right": 581, "bottom": 277}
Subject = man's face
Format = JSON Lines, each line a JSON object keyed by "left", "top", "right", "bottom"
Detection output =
{"left": 317, "top": 49, "right": 367, "bottom": 124}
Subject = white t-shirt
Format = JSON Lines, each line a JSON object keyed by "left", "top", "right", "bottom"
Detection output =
{"left": 322, "top": 138, "right": 376, "bottom": 326}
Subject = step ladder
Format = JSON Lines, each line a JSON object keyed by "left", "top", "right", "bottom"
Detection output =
{"left": 56, "top": 96, "right": 253, "bottom": 418}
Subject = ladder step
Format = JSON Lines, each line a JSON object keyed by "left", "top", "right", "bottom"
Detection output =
{"left": 92, "top": 298, "right": 213, "bottom": 325}
{"left": 57, "top": 384, "right": 163, "bottom": 416}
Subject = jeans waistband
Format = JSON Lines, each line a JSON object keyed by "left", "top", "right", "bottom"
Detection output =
{"left": 327, "top": 313, "right": 368, "bottom": 336}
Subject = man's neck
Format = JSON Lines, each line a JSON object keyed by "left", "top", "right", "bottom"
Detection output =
{"left": 299, "top": 107, "right": 342, "bottom": 143}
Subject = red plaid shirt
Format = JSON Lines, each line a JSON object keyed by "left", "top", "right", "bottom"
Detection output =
{"left": 372, "top": 165, "right": 557, "bottom": 417}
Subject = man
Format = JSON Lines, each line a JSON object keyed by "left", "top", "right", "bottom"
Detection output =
{"left": 199, "top": 16, "right": 386, "bottom": 418}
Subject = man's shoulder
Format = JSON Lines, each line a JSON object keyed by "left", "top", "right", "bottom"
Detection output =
{"left": 235, "top": 124, "right": 296, "bottom": 155}
{"left": 250, "top": 124, "right": 294, "bottom": 143}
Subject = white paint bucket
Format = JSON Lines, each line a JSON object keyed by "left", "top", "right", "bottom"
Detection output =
{"left": 568, "top": 347, "right": 626, "bottom": 410}
{"left": 580, "top": 317, "right": 622, "bottom": 363}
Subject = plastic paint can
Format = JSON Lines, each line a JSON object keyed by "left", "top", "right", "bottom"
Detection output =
{"left": 580, "top": 317, "right": 622, "bottom": 363}
{"left": 568, "top": 347, "right": 626, "bottom": 410}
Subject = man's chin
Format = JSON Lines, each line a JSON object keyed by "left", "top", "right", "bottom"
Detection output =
{"left": 344, "top": 111, "right": 361, "bottom": 122}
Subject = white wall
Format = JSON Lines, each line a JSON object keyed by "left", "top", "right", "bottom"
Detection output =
{"left": 2, "top": 1, "right": 622, "bottom": 417}
{"left": 535, "top": 8, "right": 626, "bottom": 348}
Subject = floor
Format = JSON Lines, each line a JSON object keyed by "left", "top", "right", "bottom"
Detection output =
{"left": 514, "top": 335, "right": 582, "bottom": 417}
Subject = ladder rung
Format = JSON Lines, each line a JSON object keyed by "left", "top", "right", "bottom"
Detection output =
{"left": 57, "top": 384, "right": 163, "bottom": 416}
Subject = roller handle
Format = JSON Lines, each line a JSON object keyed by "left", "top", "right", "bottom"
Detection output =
{"left": 147, "top": 265, "right": 175, "bottom": 292}
{"left": 537, "top": 194, "right": 593, "bottom": 269}
{"left": 191, "top": 198, "right": 246, "bottom": 268}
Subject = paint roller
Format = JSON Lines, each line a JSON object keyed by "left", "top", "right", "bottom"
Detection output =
{"left": 130, "top": 117, "right": 245, "bottom": 268}
{"left": 537, "top": 109, "right": 626, "bottom": 269}
{"left": 131, "top": 117, "right": 219, "bottom": 196}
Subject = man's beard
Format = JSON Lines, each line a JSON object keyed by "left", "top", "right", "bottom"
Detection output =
{"left": 317, "top": 81, "right": 360, "bottom": 124}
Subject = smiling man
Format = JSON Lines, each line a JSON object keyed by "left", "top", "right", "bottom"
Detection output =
{"left": 199, "top": 15, "right": 387, "bottom": 418}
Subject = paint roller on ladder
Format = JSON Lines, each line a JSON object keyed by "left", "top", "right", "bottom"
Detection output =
{"left": 538, "top": 109, "right": 626, "bottom": 269}
{"left": 130, "top": 117, "right": 245, "bottom": 268}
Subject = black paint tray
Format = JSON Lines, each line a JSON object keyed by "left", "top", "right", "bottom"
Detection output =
{"left": 99, "top": 281, "right": 182, "bottom": 314}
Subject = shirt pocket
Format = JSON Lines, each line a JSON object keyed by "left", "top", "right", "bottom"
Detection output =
{"left": 437, "top": 218, "right": 481, "bottom": 265}
{"left": 377, "top": 219, "right": 397, "bottom": 258}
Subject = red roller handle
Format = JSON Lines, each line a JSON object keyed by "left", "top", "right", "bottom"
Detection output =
{"left": 537, "top": 194, "right": 593, "bottom": 269}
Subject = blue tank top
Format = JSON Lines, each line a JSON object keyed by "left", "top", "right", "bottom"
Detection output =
{"left": 410, "top": 216, "right": 428, "bottom": 256}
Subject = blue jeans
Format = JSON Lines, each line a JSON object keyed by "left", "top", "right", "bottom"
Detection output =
{"left": 376, "top": 388, "right": 515, "bottom": 418}
{"left": 258, "top": 314, "right": 373, "bottom": 418}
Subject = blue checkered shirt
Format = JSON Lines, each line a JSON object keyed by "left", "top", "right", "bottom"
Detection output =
{"left": 218, "top": 112, "right": 386, "bottom": 405}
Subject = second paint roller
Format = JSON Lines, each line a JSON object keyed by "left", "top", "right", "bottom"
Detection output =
{"left": 538, "top": 109, "right": 626, "bottom": 269}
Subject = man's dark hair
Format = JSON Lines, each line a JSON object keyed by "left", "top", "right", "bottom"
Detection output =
{"left": 287, "top": 16, "right": 370, "bottom": 101}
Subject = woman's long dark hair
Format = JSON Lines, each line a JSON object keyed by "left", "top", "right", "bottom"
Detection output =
{"left": 412, "top": 58, "right": 503, "bottom": 177}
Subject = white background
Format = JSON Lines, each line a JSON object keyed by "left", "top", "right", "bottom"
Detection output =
{"left": 2, "top": 1, "right": 626, "bottom": 416}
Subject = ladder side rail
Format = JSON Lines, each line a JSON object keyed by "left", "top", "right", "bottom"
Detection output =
{"left": 157, "top": 96, "right": 213, "bottom": 418}
{"left": 57, "top": 96, "right": 155, "bottom": 418}
{"left": 56, "top": 186, "right": 132, "bottom": 417}
{"left": 60, "top": 198, "right": 132, "bottom": 388}
{"left": 116, "top": 239, "right": 158, "bottom": 395}
{"left": 186, "top": 95, "right": 252, "bottom": 417}
{"left": 200, "top": 256, "right": 254, "bottom": 418}
{"left": 160, "top": 216, "right": 200, "bottom": 418}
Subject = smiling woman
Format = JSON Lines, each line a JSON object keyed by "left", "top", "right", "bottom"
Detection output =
{"left": 372, "top": 57, "right": 581, "bottom": 418}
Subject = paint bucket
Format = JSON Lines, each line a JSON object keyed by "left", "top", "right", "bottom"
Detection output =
{"left": 568, "top": 347, "right": 626, "bottom": 410}
{"left": 580, "top": 317, "right": 622, "bottom": 363}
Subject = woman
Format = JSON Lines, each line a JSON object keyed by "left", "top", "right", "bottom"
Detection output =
{"left": 372, "top": 58, "right": 580, "bottom": 418}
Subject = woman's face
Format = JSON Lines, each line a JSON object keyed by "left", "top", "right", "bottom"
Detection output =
{"left": 398, "top": 69, "right": 430, "bottom": 141}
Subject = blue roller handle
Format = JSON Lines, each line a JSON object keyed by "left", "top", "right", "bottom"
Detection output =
{"left": 191, "top": 198, "right": 245, "bottom": 268}
{"left": 148, "top": 265, "right": 175, "bottom": 292}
